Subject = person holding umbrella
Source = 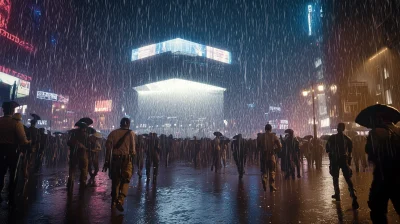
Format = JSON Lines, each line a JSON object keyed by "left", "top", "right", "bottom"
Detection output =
{"left": 326, "top": 123, "right": 359, "bottom": 209}
{"left": 258, "top": 124, "right": 282, "bottom": 192}
{"left": 0, "top": 101, "right": 30, "bottom": 208}
{"left": 283, "top": 129, "right": 301, "bottom": 179}
{"left": 232, "top": 134, "right": 247, "bottom": 179}
{"left": 356, "top": 104, "right": 400, "bottom": 223}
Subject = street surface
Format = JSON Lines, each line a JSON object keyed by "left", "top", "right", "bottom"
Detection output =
{"left": 1, "top": 157, "right": 399, "bottom": 224}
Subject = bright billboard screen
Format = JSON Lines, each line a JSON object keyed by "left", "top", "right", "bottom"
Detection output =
{"left": 0, "top": 71, "right": 30, "bottom": 98}
{"left": 131, "top": 38, "right": 231, "bottom": 64}
{"left": 95, "top": 100, "right": 112, "bottom": 112}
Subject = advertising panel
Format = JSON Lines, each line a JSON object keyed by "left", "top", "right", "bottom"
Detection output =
{"left": 58, "top": 94, "right": 69, "bottom": 104}
{"left": 132, "top": 38, "right": 231, "bottom": 64}
{"left": 0, "top": 71, "right": 30, "bottom": 98}
{"left": 95, "top": 100, "right": 112, "bottom": 112}
{"left": 37, "top": 91, "right": 57, "bottom": 101}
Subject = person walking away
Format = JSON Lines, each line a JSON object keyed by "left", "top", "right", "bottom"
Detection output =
{"left": 67, "top": 123, "right": 90, "bottom": 192}
{"left": 103, "top": 118, "right": 136, "bottom": 212}
{"left": 35, "top": 128, "right": 47, "bottom": 172}
{"left": 284, "top": 129, "right": 301, "bottom": 179}
{"left": 232, "top": 134, "right": 246, "bottom": 179}
{"left": 258, "top": 124, "right": 282, "bottom": 192}
{"left": 314, "top": 139, "right": 324, "bottom": 170}
{"left": 145, "top": 133, "right": 160, "bottom": 184}
{"left": 365, "top": 118, "right": 400, "bottom": 223}
{"left": 0, "top": 101, "right": 30, "bottom": 207}
{"left": 88, "top": 132, "right": 102, "bottom": 180}
{"left": 326, "top": 123, "right": 359, "bottom": 209}
{"left": 23, "top": 119, "right": 41, "bottom": 183}
{"left": 136, "top": 135, "right": 146, "bottom": 178}
{"left": 211, "top": 135, "right": 221, "bottom": 172}
{"left": 165, "top": 135, "right": 173, "bottom": 167}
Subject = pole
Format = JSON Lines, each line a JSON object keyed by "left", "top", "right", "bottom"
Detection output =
{"left": 11, "top": 81, "right": 17, "bottom": 100}
{"left": 311, "top": 83, "right": 318, "bottom": 165}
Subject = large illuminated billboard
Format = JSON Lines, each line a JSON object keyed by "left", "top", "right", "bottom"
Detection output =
{"left": 131, "top": 38, "right": 231, "bottom": 64}
{"left": 95, "top": 100, "right": 112, "bottom": 112}
{"left": 0, "top": 68, "right": 31, "bottom": 98}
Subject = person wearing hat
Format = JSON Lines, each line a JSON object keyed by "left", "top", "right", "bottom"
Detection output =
{"left": 88, "top": 132, "right": 102, "bottom": 179}
{"left": 326, "top": 123, "right": 359, "bottom": 209}
{"left": 258, "top": 124, "right": 282, "bottom": 192}
{"left": 67, "top": 122, "right": 90, "bottom": 192}
{"left": 283, "top": 129, "right": 301, "bottom": 179}
{"left": 0, "top": 101, "right": 30, "bottom": 206}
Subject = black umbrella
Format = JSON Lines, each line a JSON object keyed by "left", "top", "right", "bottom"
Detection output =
{"left": 355, "top": 104, "right": 400, "bottom": 129}
{"left": 74, "top": 122, "right": 88, "bottom": 129}
{"left": 2, "top": 101, "right": 20, "bottom": 109}
{"left": 77, "top": 117, "right": 93, "bottom": 126}
{"left": 284, "top": 129, "right": 294, "bottom": 134}
{"left": 213, "top": 131, "right": 223, "bottom": 137}
{"left": 303, "top": 135, "right": 314, "bottom": 140}
{"left": 320, "top": 135, "right": 331, "bottom": 141}
{"left": 30, "top": 113, "right": 41, "bottom": 120}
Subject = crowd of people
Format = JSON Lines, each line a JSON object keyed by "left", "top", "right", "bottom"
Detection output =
{"left": 1, "top": 101, "right": 399, "bottom": 223}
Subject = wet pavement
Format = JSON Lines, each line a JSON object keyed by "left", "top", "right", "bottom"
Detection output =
{"left": 1, "top": 157, "right": 399, "bottom": 224}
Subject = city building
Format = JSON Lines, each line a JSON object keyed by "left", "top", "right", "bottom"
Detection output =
{"left": 121, "top": 38, "right": 233, "bottom": 137}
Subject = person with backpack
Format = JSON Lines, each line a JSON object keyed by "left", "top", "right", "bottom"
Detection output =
{"left": 103, "top": 118, "right": 136, "bottom": 212}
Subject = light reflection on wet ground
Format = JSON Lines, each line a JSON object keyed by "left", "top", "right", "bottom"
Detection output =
{"left": 1, "top": 157, "right": 399, "bottom": 223}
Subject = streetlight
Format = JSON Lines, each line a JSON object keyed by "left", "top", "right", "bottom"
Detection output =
{"left": 302, "top": 83, "right": 324, "bottom": 150}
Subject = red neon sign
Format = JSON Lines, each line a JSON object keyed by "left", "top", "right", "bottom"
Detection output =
{"left": 0, "top": 0, "right": 11, "bottom": 29}
{"left": 0, "top": 65, "right": 32, "bottom": 81}
{"left": 0, "top": 29, "right": 35, "bottom": 52}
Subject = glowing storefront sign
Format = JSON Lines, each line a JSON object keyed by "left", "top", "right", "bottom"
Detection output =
{"left": 0, "top": 65, "right": 32, "bottom": 81}
{"left": 37, "top": 91, "right": 57, "bottom": 101}
{"left": 131, "top": 38, "right": 231, "bottom": 64}
{"left": 0, "top": 70, "right": 30, "bottom": 98}
{"left": 95, "top": 100, "right": 112, "bottom": 112}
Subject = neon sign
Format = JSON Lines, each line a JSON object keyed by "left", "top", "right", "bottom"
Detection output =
{"left": 0, "top": 0, "right": 11, "bottom": 29}
{"left": 0, "top": 0, "right": 36, "bottom": 52}
{"left": 0, "top": 29, "right": 35, "bottom": 52}
{"left": 0, "top": 65, "right": 32, "bottom": 81}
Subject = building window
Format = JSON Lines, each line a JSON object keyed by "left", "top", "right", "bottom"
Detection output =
{"left": 385, "top": 89, "right": 393, "bottom": 104}
{"left": 384, "top": 68, "right": 389, "bottom": 79}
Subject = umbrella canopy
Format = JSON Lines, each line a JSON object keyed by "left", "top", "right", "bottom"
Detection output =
{"left": 30, "top": 113, "right": 41, "bottom": 120}
{"left": 303, "top": 135, "right": 314, "bottom": 140}
{"left": 77, "top": 117, "right": 93, "bottom": 126}
{"left": 355, "top": 104, "right": 400, "bottom": 129}
{"left": 74, "top": 122, "right": 88, "bottom": 129}
{"left": 320, "top": 135, "right": 331, "bottom": 141}
{"left": 284, "top": 129, "right": 294, "bottom": 134}
{"left": 1, "top": 101, "right": 20, "bottom": 109}
{"left": 213, "top": 131, "right": 223, "bottom": 137}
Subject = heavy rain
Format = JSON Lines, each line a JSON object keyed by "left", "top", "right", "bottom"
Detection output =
{"left": 0, "top": 0, "right": 400, "bottom": 223}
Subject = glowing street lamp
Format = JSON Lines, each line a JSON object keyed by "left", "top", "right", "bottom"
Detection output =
{"left": 317, "top": 84, "right": 324, "bottom": 92}
{"left": 302, "top": 90, "right": 309, "bottom": 97}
